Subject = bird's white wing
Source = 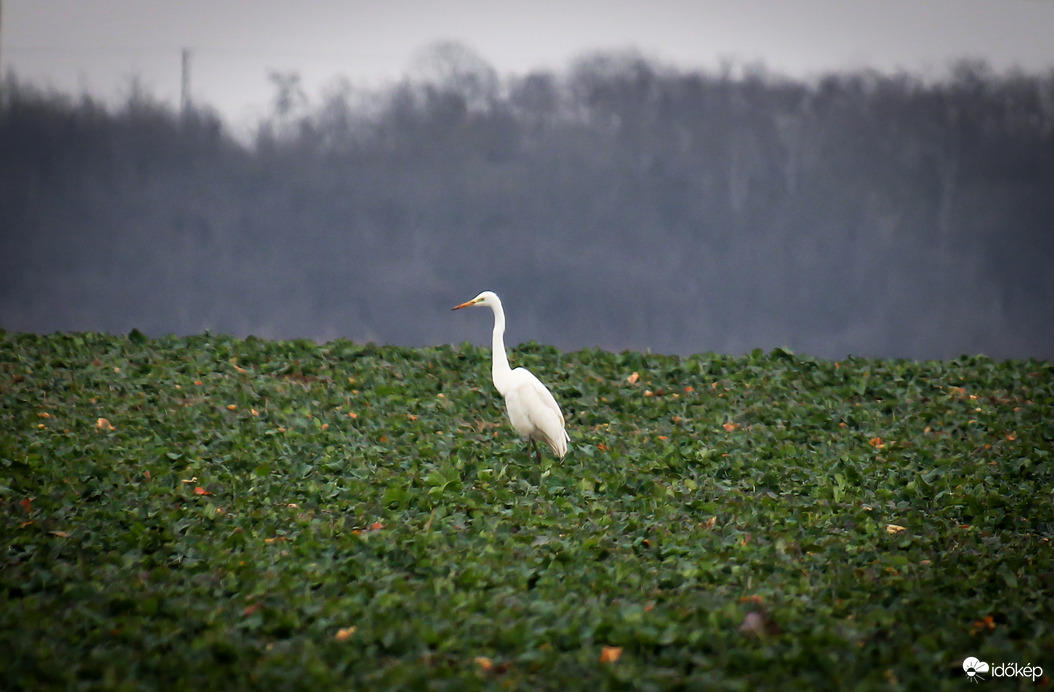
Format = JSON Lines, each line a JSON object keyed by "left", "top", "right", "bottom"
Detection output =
{"left": 505, "top": 368, "right": 569, "bottom": 456}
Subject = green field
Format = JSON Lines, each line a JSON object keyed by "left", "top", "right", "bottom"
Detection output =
{"left": 1, "top": 331, "right": 1051, "bottom": 690}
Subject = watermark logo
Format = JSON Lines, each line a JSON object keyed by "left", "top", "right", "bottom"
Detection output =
{"left": 962, "top": 656, "right": 1043, "bottom": 683}
{"left": 963, "top": 657, "right": 990, "bottom": 683}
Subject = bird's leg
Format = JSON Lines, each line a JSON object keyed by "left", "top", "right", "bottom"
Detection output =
{"left": 531, "top": 439, "right": 542, "bottom": 465}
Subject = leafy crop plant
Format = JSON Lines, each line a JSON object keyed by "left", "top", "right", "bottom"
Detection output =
{"left": 1, "top": 331, "right": 1050, "bottom": 689}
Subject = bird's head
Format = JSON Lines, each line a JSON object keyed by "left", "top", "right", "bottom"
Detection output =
{"left": 452, "top": 290, "right": 500, "bottom": 310}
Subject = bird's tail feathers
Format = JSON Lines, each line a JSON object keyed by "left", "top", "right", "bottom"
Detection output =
{"left": 541, "top": 429, "right": 569, "bottom": 458}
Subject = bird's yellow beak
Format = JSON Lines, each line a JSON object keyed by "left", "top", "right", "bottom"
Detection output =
{"left": 451, "top": 298, "right": 478, "bottom": 311}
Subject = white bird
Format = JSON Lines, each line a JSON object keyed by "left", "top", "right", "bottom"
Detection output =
{"left": 452, "top": 291, "right": 569, "bottom": 462}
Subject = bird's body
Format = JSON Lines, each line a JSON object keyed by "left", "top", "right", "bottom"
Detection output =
{"left": 502, "top": 369, "right": 568, "bottom": 458}
{"left": 452, "top": 291, "right": 569, "bottom": 460}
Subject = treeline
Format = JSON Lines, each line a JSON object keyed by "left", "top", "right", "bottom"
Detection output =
{"left": 2, "top": 45, "right": 1053, "bottom": 359}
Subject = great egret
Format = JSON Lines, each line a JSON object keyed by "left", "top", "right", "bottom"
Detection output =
{"left": 452, "top": 291, "right": 569, "bottom": 462}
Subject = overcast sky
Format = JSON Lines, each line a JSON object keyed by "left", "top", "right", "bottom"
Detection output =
{"left": 5, "top": 0, "right": 1054, "bottom": 129}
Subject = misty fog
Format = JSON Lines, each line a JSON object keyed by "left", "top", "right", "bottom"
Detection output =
{"left": 2, "top": 45, "right": 1052, "bottom": 360}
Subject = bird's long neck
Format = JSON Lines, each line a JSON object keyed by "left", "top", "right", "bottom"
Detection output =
{"left": 489, "top": 300, "right": 513, "bottom": 396}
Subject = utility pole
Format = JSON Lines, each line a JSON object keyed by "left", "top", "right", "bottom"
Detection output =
{"left": 181, "top": 47, "right": 191, "bottom": 116}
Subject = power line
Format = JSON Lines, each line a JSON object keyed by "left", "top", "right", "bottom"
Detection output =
{"left": 5, "top": 44, "right": 190, "bottom": 56}
{"left": 4, "top": 43, "right": 404, "bottom": 63}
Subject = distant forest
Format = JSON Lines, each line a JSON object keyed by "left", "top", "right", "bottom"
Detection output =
{"left": 2, "top": 44, "right": 1053, "bottom": 359}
